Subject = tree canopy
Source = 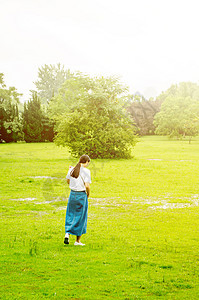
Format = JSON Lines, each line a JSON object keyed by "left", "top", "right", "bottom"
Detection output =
{"left": 154, "top": 96, "right": 199, "bottom": 142}
{"left": 34, "top": 63, "right": 72, "bottom": 105}
{"left": 157, "top": 82, "right": 199, "bottom": 103}
{"left": 50, "top": 74, "right": 137, "bottom": 158}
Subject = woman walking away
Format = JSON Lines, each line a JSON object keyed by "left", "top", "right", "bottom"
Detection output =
{"left": 64, "top": 155, "right": 91, "bottom": 246}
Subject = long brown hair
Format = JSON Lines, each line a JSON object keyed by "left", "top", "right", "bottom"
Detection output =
{"left": 70, "top": 155, "right": 90, "bottom": 178}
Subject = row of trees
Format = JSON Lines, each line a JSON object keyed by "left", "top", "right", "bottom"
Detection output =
{"left": 1, "top": 64, "right": 199, "bottom": 157}
{"left": 0, "top": 74, "right": 54, "bottom": 143}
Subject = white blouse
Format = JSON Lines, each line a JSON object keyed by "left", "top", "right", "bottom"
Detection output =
{"left": 66, "top": 166, "right": 91, "bottom": 191}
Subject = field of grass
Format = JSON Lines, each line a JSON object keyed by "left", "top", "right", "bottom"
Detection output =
{"left": 0, "top": 136, "right": 199, "bottom": 299}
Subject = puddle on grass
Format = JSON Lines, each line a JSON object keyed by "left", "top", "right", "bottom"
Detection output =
{"left": 147, "top": 159, "right": 193, "bottom": 162}
{"left": 89, "top": 195, "right": 199, "bottom": 210}
{"left": 30, "top": 176, "right": 60, "bottom": 179}
{"left": 11, "top": 194, "right": 199, "bottom": 212}
{"left": 150, "top": 202, "right": 193, "bottom": 210}
{"left": 131, "top": 194, "right": 199, "bottom": 210}
{"left": 147, "top": 159, "right": 162, "bottom": 161}
{"left": 90, "top": 197, "right": 122, "bottom": 208}
{"left": 12, "top": 197, "right": 37, "bottom": 201}
{"left": 36, "top": 197, "right": 67, "bottom": 205}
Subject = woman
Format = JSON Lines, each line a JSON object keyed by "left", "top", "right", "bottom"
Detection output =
{"left": 64, "top": 155, "right": 91, "bottom": 246}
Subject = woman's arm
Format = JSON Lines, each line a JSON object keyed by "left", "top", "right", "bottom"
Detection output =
{"left": 66, "top": 179, "right": 70, "bottom": 184}
{"left": 85, "top": 182, "right": 90, "bottom": 198}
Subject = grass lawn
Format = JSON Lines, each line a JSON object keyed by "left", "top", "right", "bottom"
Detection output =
{"left": 0, "top": 136, "right": 199, "bottom": 299}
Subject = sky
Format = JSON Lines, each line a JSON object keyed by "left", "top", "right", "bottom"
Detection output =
{"left": 0, "top": 0, "right": 199, "bottom": 101}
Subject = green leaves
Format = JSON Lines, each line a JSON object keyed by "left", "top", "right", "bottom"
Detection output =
{"left": 23, "top": 92, "right": 54, "bottom": 143}
{"left": 0, "top": 74, "right": 23, "bottom": 142}
{"left": 154, "top": 96, "right": 199, "bottom": 142}
{"left": 51, "top": 74, "right": 137, "bottom": 158}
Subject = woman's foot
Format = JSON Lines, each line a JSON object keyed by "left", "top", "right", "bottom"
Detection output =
{"left": 64, "top": 233, "right": 70, "bottom": 244}
{"left": 74, "top": 241, "right": 85, "bottom": 246}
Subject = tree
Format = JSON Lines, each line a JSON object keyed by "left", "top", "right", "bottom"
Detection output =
{"left": 34, "top": 63, "right": 72, "bottom": 105}
{"left": 127, "top": 94, "right": 162, "bottom": 135}
{"left": 127, "top": 82, "right": 199, "bottom": 136}
{"left": 23, "top": 92, "right": 43, "bottom": 142}
{"left": 154, "top": 96, "right": 199, "bottom": 143}
{"left": 51, "top": 74, "right": 137, "bottom": 158}
{"left": 23, "top": 91, "right": 55, "bottom": 143}
{"left": 41, "top": 115, "right": 55, "bottom": 142}
{"left": 0, "top": 73, "right": 23, "bottom": 142}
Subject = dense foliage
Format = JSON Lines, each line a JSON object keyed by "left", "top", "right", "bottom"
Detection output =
{"left": 23, "top": 92, "right": 54, "bottom": 142}
{"left": 154, "top": 82, "right": 199, "bottom": 142}
{"left": 0, "top": 73, "right": 23, "bottom": 142}
{"left": 1, "top": 67, "right": 199, "bottom": 147}
{"left": 51, "top": 74, "right": 137, "bottom": 158}
{"left": 154, "top": 96, "right": 199, "bottom": 142}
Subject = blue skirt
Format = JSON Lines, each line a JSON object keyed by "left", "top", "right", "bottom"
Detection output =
{"left": 65, "top": 190, "right": 88, "bottom": 236}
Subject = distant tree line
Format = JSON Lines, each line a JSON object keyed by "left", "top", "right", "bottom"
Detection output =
{"left": 0, "top": 73, "right": 54, "bottom": 143}
{"left": 1, "top": 64, "right": 199, "bottom": 156}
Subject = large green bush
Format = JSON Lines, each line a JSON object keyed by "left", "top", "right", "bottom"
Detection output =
{"left": 51, "top": 74, "right": 137, "bottom": 158}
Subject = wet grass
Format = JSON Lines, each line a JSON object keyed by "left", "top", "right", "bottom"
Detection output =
{"left": 0, "top": 136, "right": 199, "bottom": 299}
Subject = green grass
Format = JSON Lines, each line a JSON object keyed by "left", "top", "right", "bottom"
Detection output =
{"left": 0, "top": 136, "right": 199, "bottom": 299}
